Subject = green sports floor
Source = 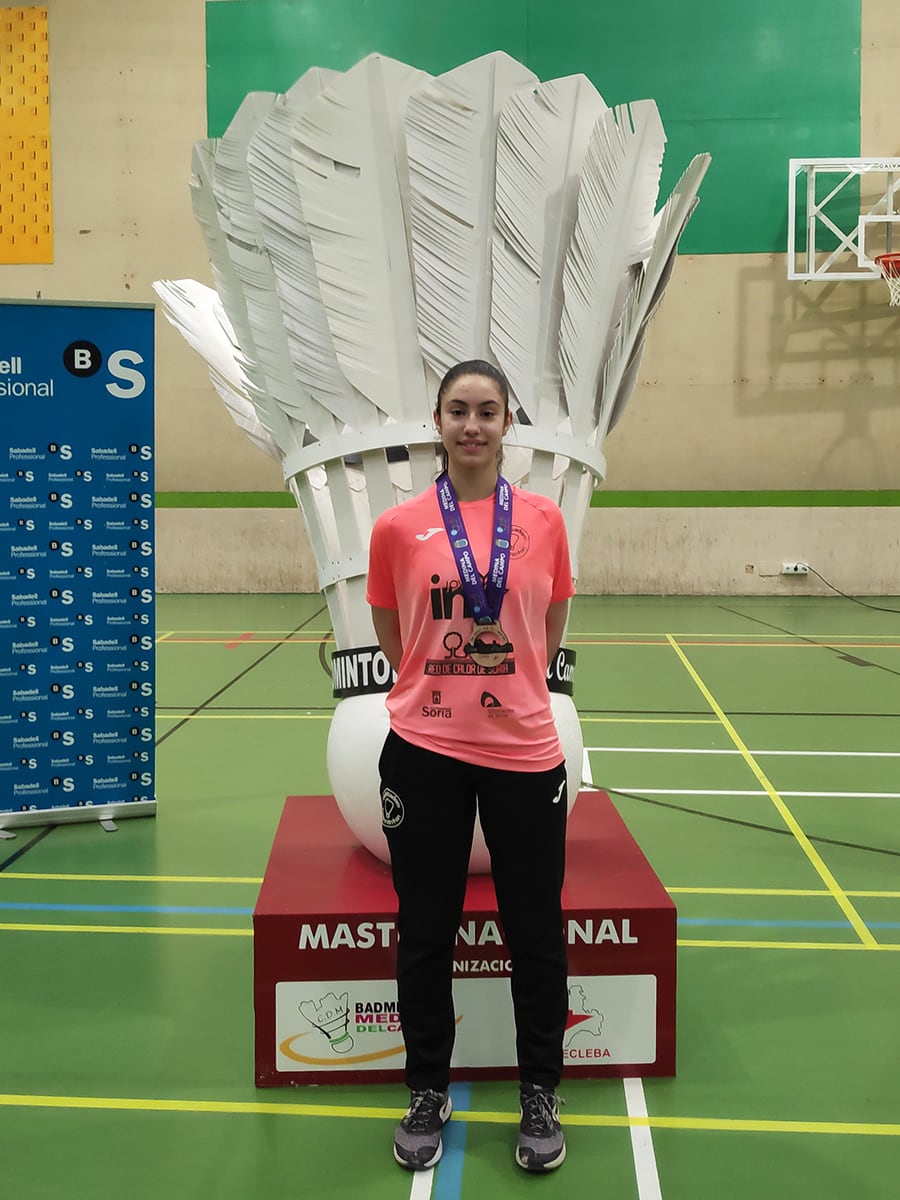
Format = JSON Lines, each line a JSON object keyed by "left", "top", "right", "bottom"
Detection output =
{"left": 2, "top": 593, "right": 898, "bottom": 1199}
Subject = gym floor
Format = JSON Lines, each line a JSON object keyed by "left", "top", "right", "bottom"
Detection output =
{"left": 2, "top": 593, "right": 898, "bottom": 1198}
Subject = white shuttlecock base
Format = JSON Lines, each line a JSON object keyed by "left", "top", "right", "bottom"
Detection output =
{"left": 326, "top": 691, "right": 584, "bottom": 874}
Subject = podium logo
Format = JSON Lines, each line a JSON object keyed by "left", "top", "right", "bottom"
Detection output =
{"left": 279, "top": 985, "right": 424, "bottom": 1069}
{"left": 298, "top": 991, "right": 354, "bottom": 1055}
{"left": 564, "top": 983, "right": 609, "bottom": 1059}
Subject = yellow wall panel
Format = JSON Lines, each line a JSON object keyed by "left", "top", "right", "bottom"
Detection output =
{"left": 0, "top": 5, "right": 51, "bottom": 263}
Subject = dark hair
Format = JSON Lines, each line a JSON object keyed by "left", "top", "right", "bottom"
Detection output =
{"left": 435, "top": 359, "right": 510, "bottom": 415}
{"left": 434, "top": 360, "right": 511, "bottom": 475}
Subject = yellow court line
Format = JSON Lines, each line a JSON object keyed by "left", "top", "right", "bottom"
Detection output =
{"left": 161, "top": 638, "right": 333, "bottom": 646}
{"left": 579, "top": 717, "right": 721, "bottom": 726}
{"left": 0, "top": 923, "right": 251, "bottom": 937}
{"left": 3, "top": 873, "right": 896, "bottom": 905}
{"left": 569, "top": 631, "right": 900, "bottom": 642}
{"left": 2, "top": 922, "right": 898, "bottom": 951}
{"left": 571, "top": 639, "right": 900, "bottom": 649}
{"left": 0, "top": 1093, "right": 896, "bottom": 1137}
{"left": 155, "top": 714, "right": 333, "bottom": 720}
{"left": 2, "top": 875, "right": 897, "bottom": 900}
{"left": 668, "top": 887, "right": 900, "bottom": 899}
{"left": 0, "top": 873, "right": 263, "bottom": 884}
{"left": 678, "top": 938, "right": 899, "bottom": 952}
{"left": 155, "top": 632, "right": 174, "bottom": 643}
{"left": 665, "top": 635, "right": 878, "bottom": 950}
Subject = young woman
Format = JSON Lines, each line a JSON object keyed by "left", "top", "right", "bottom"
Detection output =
{"left": 366, "top": 360, "right": 574, "bottom": 1173}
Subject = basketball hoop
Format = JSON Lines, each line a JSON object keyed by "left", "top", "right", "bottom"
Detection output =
{"left": 874, "top": 253, "right": 900, "bottom": 305}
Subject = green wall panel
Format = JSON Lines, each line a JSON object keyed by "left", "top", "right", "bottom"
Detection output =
{"left": 205, "top": 0, "right": 528, "bottom": 134}
{"left": 205, "top": 0, "right": 861, "bottom": 254}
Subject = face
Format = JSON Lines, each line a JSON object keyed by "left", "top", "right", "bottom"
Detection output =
{"left": 435, "top": 374, "right": 512, "bottom": 474}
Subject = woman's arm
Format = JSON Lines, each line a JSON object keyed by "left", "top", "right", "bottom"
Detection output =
{"left": 371, "top": 606, "right": 403, "bottom": 673}
{"left": 545, "top": 599, "right": 569, "bottom": 667}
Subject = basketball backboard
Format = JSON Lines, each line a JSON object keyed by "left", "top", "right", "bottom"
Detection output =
{"left": 787, "top": 158, "right": 900, "bottom": 281}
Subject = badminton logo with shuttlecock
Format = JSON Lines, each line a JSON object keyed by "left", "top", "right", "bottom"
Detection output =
{"left": 298, "top": 991, "right": 354, "bottom": 1055}
{"left": 154, "top": 52, "right": 709, "bottom": 871}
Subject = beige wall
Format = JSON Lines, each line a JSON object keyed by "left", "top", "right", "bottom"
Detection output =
{"left": 3, "top": 0, "right": 898, "bottom": 594}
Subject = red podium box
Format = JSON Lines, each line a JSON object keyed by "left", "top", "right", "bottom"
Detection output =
{"left": 253, "top": 791, "right": 676, "bottom": 1086}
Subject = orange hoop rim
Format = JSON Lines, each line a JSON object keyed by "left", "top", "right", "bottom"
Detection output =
{"left": 874, "top": 252, "right": 900, "bottom": 278}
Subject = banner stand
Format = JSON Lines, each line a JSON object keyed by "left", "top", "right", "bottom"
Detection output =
{"left": 1, "top": 300, "right": 156, "bottom": 834}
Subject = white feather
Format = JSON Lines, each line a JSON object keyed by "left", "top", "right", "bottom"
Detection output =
{"left": 152, "top": 278, "right": 281, "bottom": 463}
{"left": 158, "top": 53, "right": 710, "bottom": 648}
{"left": 290, "top": 54, "right": 432, "bottom": 423}
{"left": 559, "top": 100, "right": 666, "bottom": 439}
{"left": 212, "top": 92, "right": 322, "bottom": 439}
{"left": 189, "top": 140, "right": 301, "bottom": 460}
{"left": 491, "top": 75, "right": 607, "bottom": 431}
{"left": 599, "top": 153, "right": 711, "bottom": 439}
{"left": 246, "top": 69, "right": 366, "bottom": 435}
{"left": 406, "top": 51, "right": 537, "bottom": 378}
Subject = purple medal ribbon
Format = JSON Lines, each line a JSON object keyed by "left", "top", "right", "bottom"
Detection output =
{"left": 435, "top": 472, "right": 512, "bottom": 625}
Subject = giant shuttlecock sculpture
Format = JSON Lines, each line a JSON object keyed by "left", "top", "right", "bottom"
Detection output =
{"left": 154, "top": 52, "right": 709, "bottom": 871}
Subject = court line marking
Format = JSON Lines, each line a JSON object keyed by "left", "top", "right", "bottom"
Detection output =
{"left": 579, "top": 717, "right": 721, "bottom": 726}
{"left": 0, "top": 923, "right": 253, "bottom": 936}
{"left": 156, "top": 629, "right": 900, "bottom": 644}
{"left": 666, "top": 888, "right": 900, "bottom": 899}
{"left": 2, "top": 874, "right": 896, "bottom": 901}
{"left": 580, "top": 638, "right": 900, "bottom": 648}
{"left": 2, "top": 905, "right": 898, "bottom": 931}
{"left": 155, "top": 713, "right": 333, "bottom": 720}
{"left": 0, "top": 1093, "right": 896, "bottom": 1137}
{"left": 0, "top": 873, "right": 264, "bottom": 883}
{"left": 0, "top": 923, "right": 897, "bottom": 949}
{"left": 567, "top": 631, "right": 900, "bottom": 641}
{"left": 567, "top": 639, "right": 900, "bottom": 649}
{"left": 410, "top": 1164, "right": 433, "bottom": 1200}
{"left": 624, "top": 1078, "right": 663, "bottom": 1200}
{"left": 160, "top": 637, "right": 333, "bottom": 645}
{"left": 152, "top": 715, "right": 847, "bottom": 727}
{"left": 0, "top": 903, "right": 254, "bottom": 915}
{"left": 599, "top": 788, "right": 900, "bottom": 799}
{"left": 666, "top": 635, "right": 878, "bottom": 949}
{"left": 677, "top": 939, "right": 900, "bottom": 952}
{"left": 432, "top": 1083, "right": 470, "bottom": 1200}
{"left": 588, "top": 746, "right": 900, "bottom": 758}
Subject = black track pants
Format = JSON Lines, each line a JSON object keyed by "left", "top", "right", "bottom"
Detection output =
{"left": 378, "top": 730, "right": 568, "bottom": 1092}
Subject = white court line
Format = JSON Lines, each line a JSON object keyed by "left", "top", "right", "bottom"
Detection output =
{"left": 602, "top": 788, "right": 900, "bottom": 799}
{"left": 581, "top": 747, "right": 600, "bottom": 788}
{"left": 588, "top": 747, "right": 739, "bottom": 755}
{"left": 624, "top": 1078, "right": 663, "bottom": 1200}
{"left": 755, "top": 750, "right": 900, "bottom": 758}
{"left": 587, "top": 747, "right": 900, "bottom": 758}
{"left": 408, "top": 1167, "right": 434, "bottom": 1200}
{"left": 608, "top": 789, "right": 765, "bottom": 796}
{"left": 779, "top": 792, "right": 900, "bottom": 799}
{"left": 585, "top": 757, "right": 660, "bottom": 1195}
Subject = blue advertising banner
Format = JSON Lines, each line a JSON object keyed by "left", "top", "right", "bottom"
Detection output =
{"left": 1, "top": 300, "right": 156, "bottom": 829}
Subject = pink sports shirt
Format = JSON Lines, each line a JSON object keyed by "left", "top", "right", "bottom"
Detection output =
{"left": 367, "top": 484, "right": 574, "bottom": 771}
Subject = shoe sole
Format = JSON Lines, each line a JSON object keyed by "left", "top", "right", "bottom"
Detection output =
{"left": 515, "top": 1141, "right": 567, "bottom": 1171}
{"left": 394, "top": 1095, "right": 453, "bottom": 1171}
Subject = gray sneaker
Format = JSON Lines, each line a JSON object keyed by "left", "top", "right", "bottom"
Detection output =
{"left": 516, "top": 1083, "right": 566, "bottom": 1171}
{"left": 393, "top": 1088, "right": 452, "bottom": 1170}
